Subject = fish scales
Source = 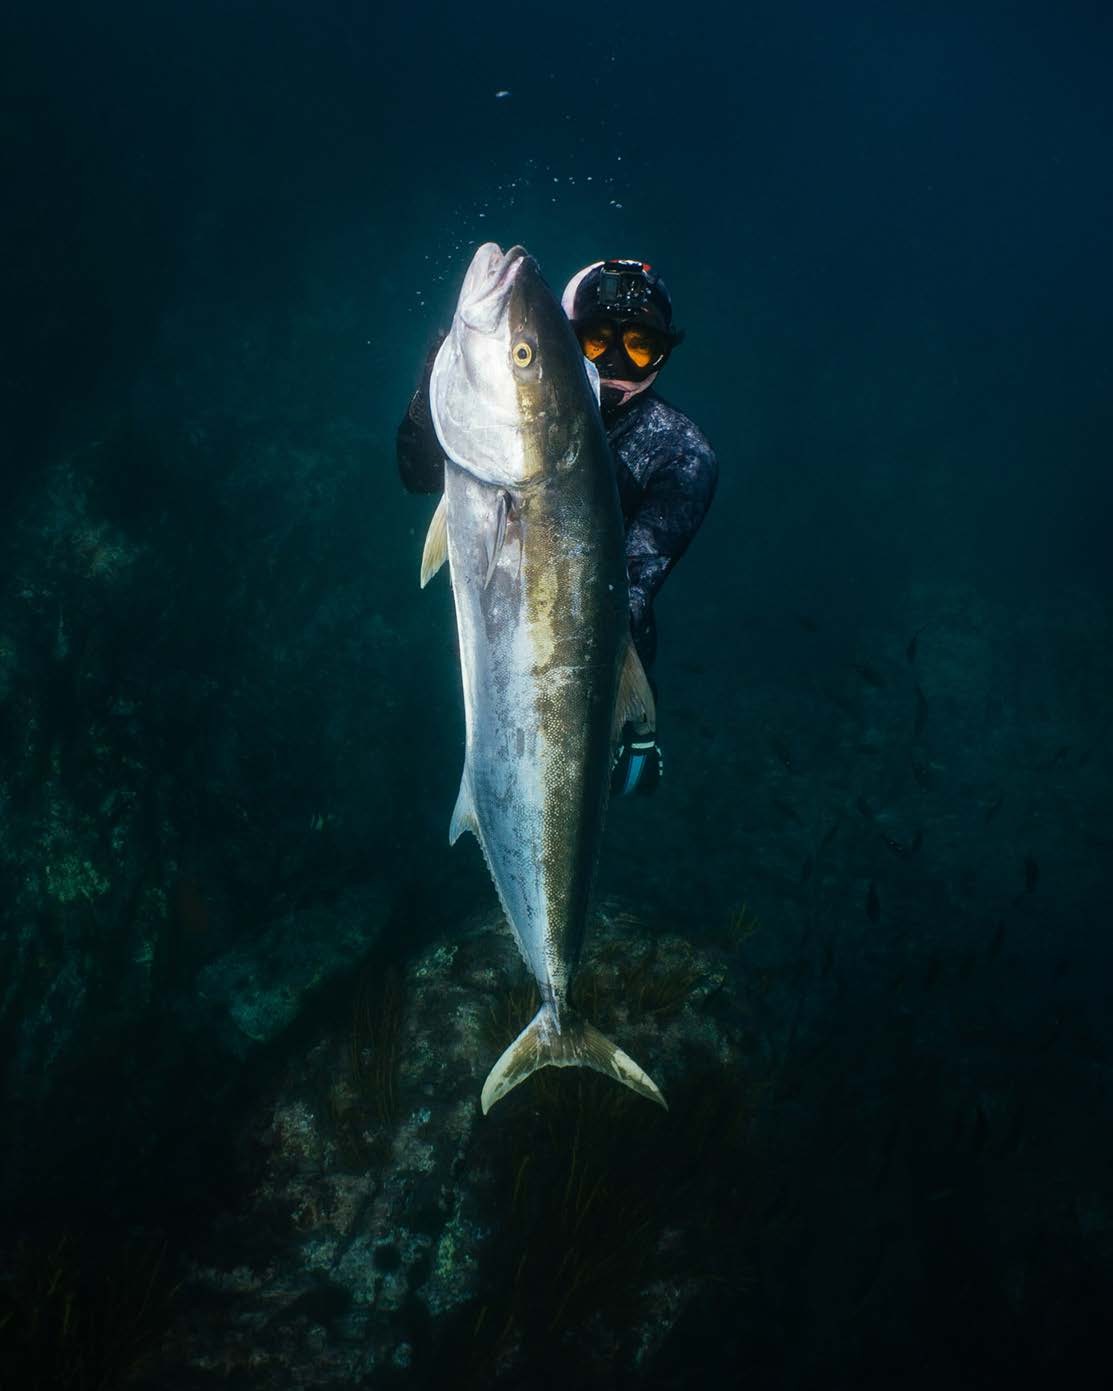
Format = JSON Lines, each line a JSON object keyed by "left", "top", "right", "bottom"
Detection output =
{"left": 426, "top": 243, "right": 665, "bottom": 1114}
{"left": 444, "top": 441, "right": 623, "bottom": 997}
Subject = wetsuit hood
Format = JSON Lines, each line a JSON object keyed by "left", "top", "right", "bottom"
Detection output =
{"left": 562, "top": 259, "right": 682, "bottom": 405}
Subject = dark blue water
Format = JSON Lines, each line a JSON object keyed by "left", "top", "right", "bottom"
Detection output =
{"left": 1, "top": 2, "right": 1110, "bottom": 1387}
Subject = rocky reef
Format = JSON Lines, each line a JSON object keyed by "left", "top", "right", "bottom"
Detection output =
{"left": 154, "top": 903, "right": 754, "bottom": 1388}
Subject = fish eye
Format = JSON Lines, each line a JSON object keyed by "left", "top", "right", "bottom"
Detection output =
{"left": 512, "top": 340, "right": 533, "bottom": 367}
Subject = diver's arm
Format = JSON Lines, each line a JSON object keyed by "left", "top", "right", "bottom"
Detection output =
{"left": 396, "top": 333, "right": 447, "bottom": 494}
{"left": 624, "top": 435, "right": 718, "bottom": 634}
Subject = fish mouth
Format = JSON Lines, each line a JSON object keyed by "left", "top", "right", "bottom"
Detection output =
{"left": 457, "top": 242, "right": 530, "bottom": 334}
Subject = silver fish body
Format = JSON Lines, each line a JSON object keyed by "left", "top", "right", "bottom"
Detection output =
{"left": 423, "top": 243, "right": 664, "bottom": 1113}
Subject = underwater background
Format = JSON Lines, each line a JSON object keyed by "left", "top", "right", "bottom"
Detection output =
{"left": 1, "top": 1, "right": 1110, "bottom": 1386}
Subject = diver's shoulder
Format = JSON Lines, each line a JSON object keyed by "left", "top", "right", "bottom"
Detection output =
{"left": 639, "top": 392, "right": 717, "bottom": 462}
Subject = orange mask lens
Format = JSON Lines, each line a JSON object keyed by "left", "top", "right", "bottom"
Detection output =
{"left": 622, "top": 326, "right": 666, "bottom": 369}
{"left": 579, "top": 321, "right": 614, "bottom": 361}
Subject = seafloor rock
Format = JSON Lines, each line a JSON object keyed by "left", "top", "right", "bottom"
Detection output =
{"left": 162, "top": 901, "right": 759, "bottom": 1388}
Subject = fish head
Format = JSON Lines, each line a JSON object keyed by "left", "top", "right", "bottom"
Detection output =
{"left": 431, "top": 242, "right": 601, "bottom": 489}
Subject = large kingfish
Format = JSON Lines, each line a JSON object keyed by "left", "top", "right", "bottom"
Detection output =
{"left": 420, "top": 242, "right": 666, "bottom": 1114}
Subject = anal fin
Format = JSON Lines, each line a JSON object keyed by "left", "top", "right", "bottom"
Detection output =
{"left": 449, "top": 778, "right": 477, "bottom": 845}
{"left": 420, "top": 495, "right": 448, "bottom": 588}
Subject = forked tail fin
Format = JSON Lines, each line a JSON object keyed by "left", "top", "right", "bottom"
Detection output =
{"left": 480, "top": 1004, "right": 667, "bottom": 1115}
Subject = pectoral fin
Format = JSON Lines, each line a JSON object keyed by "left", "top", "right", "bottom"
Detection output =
{"left": 612, "top": 638, "right": 656, "bottom": 739}
{"left": 420, "top": 496, "right": 449, "bottom": 588}
{"left": 483, "top": 490, "right": 510, "bottom": 589}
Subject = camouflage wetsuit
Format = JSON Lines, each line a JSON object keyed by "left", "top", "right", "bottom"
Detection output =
{"left": 397, "top": 351, "right": 718, "bottom": 676}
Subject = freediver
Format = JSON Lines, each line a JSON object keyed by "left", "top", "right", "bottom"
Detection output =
{"left": 397, "top": 257, "right": 718, "bottom": 796}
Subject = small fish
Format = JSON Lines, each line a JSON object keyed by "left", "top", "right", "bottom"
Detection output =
{"left": 820, "top": 822, "right": 839, "bottom": 849}
{"left": 856, "top": 795, "right": 874, "bottom": 820}
{"left": 866, "top": 881, "right": 881, "bottom": 923}
{"left": 800, "top": 855, "right": 814, "bottom": 884}
{"left": 913, "top": 685, "right": 928, "bottom": 738}
{"left": 852, "top": 661, "right": 886, "bottom": 689}
{"left": 494, "top": 89, "right": 512, "bottom": 99}
{"left": 794, "top": 612, "right": 820, "bottom": 633}
{"left": 911, "top": 760, "right": 931, "bottom": 789}
{"left": 905, "top": 632, "right": 918, "bottom": 663}
{"left": 1023, "top": 853, "right": 1039, "bottom": 893}
{"left": 988, "top": 920, "right": 1006, "bottom": 958}
{"left": 983, "top": 793, "right": 1004, "bottom": 825}
{"left": 922, "top": 956, "right": 942, "bottom": 988}
{"left": 820, "top": 938, "right": 834, "bottom": 977}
